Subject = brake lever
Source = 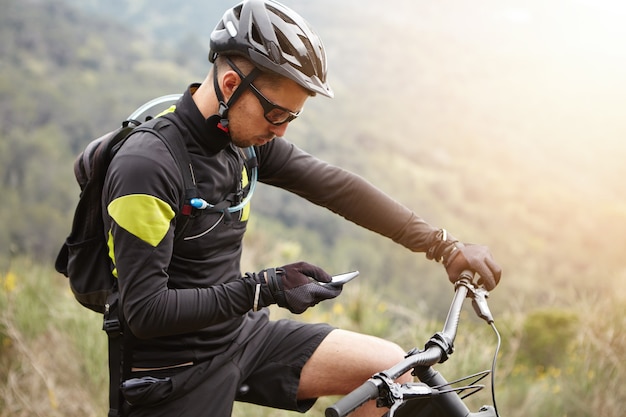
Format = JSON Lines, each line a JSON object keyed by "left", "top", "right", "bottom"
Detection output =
{"left": 470, "top": 286, "right": 494, "bottom": 324}
{"left": 385, "top": 383, "right": 435, "bottom": 417}
{"left": 456, "top": 273, "right": 495, "bottom": 324}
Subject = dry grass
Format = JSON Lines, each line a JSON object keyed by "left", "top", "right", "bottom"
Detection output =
{"left": 0, "top": 259, "right": 106, "bottom": 417}
{"left": 2, "top": 258, "right": 625, "bottom": 417}
{"left": 0, "top": 318, "right": 101, "bottom": 417}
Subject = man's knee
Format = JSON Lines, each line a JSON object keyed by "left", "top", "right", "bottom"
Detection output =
{"left": 318, "top": 330, "right": 409, "bottom": 380}
{"left": 376, "top": 338, "right": 412, "bottom": 383}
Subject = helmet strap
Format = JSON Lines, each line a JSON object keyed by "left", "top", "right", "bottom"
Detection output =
{"left": 212, "top": 57, "right": 261, "bottom": 132}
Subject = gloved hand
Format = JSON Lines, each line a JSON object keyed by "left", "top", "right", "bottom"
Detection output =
{"left": 443, "top": 243, "right": 501, "bottom": 291}
{"left": 247, "top": 261, "right": 342, "bottom": 314}
{"left": 426, "top": 229, "right": 502, "bottom": 291}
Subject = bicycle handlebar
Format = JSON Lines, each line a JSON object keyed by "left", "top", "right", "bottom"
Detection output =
{"left": 326, "top": 271, "right": 497, "bottom": 417}
{"left": 326, "top": 379, "right": 382, "bottom": 417}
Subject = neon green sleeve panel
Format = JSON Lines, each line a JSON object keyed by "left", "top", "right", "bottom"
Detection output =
{"left": 107, "top": 229, "right": 118, "bottom": 278}
{"left": 107, "top": 194, "right": 176, "bottom": 247}
{"left": 241, "top": 165, "right": 250, "bottom": 221}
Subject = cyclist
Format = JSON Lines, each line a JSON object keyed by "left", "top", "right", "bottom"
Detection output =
{"left": 103, "top": 1, "right": 502, "bottom": 416}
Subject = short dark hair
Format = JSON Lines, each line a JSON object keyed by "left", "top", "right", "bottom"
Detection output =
{"left": 214, "top": 54, "right": 314, "bottom": 95}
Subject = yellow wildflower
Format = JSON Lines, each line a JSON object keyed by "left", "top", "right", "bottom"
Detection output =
{"left": 3, "top": 271, "right": 17, "bottom": 293}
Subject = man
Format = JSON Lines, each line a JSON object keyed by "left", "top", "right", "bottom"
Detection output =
{"left": 103, "top": 1, "right": 501, "bottom": 416}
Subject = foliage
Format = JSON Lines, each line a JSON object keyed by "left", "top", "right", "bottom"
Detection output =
{"left": 0, "top": 0, "right": 196, "bottom": 265}
{"left": 492, "top": 297, "right": 626, "bottom": 417}
{"left": 516, "top": 308, "right": 579, "bottom": 369}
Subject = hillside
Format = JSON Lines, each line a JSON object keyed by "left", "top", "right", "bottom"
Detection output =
{"left": 73, "top": 0, "right": 626, "bottom": 306}
{"left": 1, "top": 0, "right": 626, "bottom": 416}
{"left": 2, "top": 0, "right": 625, "bottom": 305}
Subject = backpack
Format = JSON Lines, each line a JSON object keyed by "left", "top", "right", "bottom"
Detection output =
{"left": 54, "top": 103, "right": 198, "bottom": 417}
{"left": 54, "top": 114, "right": 197, "bottom": 313}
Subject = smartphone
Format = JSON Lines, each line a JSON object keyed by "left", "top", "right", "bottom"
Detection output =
{"left": 323, "top": 271, "right": 359, "bottom": 287}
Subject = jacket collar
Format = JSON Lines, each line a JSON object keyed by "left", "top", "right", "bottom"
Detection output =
{"left": 175, "top": 84, "right": 232, "bottom": 156}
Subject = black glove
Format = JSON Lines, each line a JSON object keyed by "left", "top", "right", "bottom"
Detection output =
{"left": 247, "top": 261, "right": 342, "bottom": 314}
{"left": 427, "top": 229, "right": 502, "bottom": 291}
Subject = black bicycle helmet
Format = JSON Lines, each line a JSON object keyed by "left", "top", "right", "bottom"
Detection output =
{"left": 209, "top": 0, "right": 333, "bottom": 98}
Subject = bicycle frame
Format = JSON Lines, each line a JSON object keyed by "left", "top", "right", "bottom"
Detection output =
{"left": 326, "top": 272, "right": 501, "bottom": 417}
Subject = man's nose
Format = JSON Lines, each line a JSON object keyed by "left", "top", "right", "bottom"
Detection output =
{"left": 269, "top": 122, "right": 289, "bottom": 138}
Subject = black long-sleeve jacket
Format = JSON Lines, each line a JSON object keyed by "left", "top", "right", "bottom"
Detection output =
{"left": 103, "top": 85, "right": 439, "bottom": 368}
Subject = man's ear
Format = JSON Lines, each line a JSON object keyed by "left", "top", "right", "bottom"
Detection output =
{"left": 221, "top": 70, "right": 241, "bottom": 102}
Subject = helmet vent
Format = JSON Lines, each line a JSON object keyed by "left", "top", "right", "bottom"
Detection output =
{"left": 250, "top": 24, "right": 263, "bottom": 49}
{"left": 267, "top": 5, "right": 295, "bottom": 26}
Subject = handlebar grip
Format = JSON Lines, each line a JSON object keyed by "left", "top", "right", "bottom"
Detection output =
{"left": 325, "top": 380, "right": 380, "bottom": 417}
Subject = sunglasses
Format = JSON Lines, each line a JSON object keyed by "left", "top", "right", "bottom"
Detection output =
{"left": 247, "top": 82, "right": 302, "bottom": 126}
{"left": 225, "top": 57, "right": 302, "bottom": 126}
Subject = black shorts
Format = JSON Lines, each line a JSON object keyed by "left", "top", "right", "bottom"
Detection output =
{"left": 123, "top": 312, "right": 335, "bottom": 416}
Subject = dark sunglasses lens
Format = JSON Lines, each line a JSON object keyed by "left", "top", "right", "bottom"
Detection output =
{"left": 265, "top": 108, "right": 295, "bottom": 125}
{"left": 250, "top": 84, "right": 300, "bottom": 125}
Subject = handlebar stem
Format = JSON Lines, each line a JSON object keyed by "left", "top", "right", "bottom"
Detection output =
{"left": 414, "top": 367, "right": 472, "bottom": 417}
{"left": 424, "top": 332, "right": 455, "bottom": 363}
